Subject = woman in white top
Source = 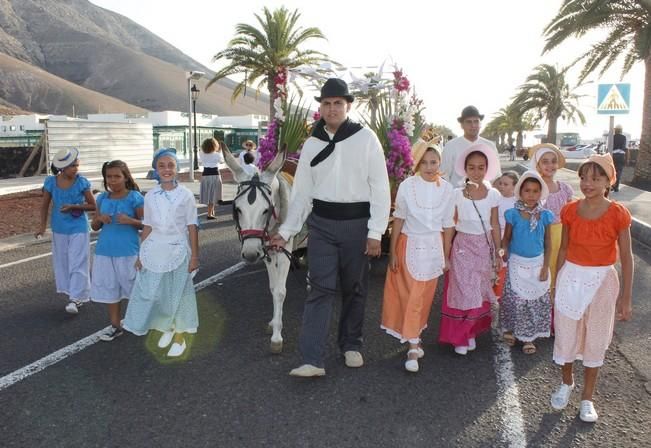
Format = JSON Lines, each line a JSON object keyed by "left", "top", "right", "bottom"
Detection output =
{"left": 381, "top": 137, "right": 455, "bottom": 372}
{"left": 438, "top": 143, "right": 502, "bottom": 355}
{"left": 199, "top": 138, "right": 224, "bottom": 220}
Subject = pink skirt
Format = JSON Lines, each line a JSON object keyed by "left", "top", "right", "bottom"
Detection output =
{"left": 438, "top": 233, "right": 493, "bottom": 347}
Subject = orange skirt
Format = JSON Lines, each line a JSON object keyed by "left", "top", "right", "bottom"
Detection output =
{"left": 381, "top": 234, "right": 440, "bottom": 343}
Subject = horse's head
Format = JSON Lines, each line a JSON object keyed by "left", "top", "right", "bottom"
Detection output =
{"left": 223, "top": 143, "right": 286, "bottom": 263}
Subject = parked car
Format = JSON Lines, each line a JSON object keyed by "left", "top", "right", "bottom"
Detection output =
{"left": 560, "top": 147, "right": 596, "bottom": 159}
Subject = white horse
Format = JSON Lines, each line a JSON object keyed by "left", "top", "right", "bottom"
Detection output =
{"left": 222, "top": 146, "right": 298, "bottom": 353}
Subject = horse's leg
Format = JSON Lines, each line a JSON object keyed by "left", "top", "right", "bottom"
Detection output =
{"left": 265, "top": 251, "right": 291, "bottom": 354}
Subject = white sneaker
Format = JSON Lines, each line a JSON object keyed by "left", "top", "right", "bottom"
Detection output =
{"left": 579, "top": 400, "right": 598, "bottom": 423}
{"left": 468, "top": 338, "right": 476, "bottom": 351}
{"left": 167, "top": 340, "right": 186, "bottom": 357}
{"left": 551, "top": 383, "right": 574, "bottom": 410}
{"left": 454, "top": 346, "right": 468, "bottom": 356}
{"left": 65, "top": 301, "right": 83, "bottom": 314}
{"left": 344, "top": 351, "right": 364, "bottom": 368}
{"left": 158, "top": 330, "right": 175, "bottom": 348}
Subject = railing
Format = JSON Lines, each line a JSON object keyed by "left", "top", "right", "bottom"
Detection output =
{"left": 0, "top": 132, "right": 44, "bottom": 148}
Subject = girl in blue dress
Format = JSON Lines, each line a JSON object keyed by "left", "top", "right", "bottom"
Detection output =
{"left": 500, "top": 170, "right": 554, "bottom": 354}
{"left": 91, "top": 160, "right": 144, "bottom": 341}
{"left": 36, "top": 148, "right": 96, "bottom": 314}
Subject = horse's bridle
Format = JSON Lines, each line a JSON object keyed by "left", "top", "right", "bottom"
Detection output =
{"left": 232, "top": 174, "right": 278, "bottom": 244}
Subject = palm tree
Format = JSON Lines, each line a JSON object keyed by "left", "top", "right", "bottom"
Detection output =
{"left": 543, "top": 0, "right": 651, "bottom": 184}
{"left": 207, "top": 7, "right": 334, "bottom": 119}
{"left": 511, "top": 64, "right": 586, "bottom": 145}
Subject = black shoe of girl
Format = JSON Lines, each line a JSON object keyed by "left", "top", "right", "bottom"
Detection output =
{"left": 99, "top": 326, "right": 124, "bottom": 342}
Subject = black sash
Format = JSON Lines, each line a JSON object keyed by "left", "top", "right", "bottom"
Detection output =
{"left": 310, "top": 118, "right": 363, "bottom": 167}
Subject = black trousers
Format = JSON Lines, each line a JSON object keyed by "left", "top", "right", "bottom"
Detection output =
{"left": 613, "top": 153, "right": 626, "bottom": 191}
{"left": 299, "top": 213, "right": 369, "bottom": 367}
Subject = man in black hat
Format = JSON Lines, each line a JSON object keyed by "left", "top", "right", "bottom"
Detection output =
{"left": 270, "top": 78, "right": 390, "bottom": 377}
{"left": 440, "top": 105, "right": 501, "bottom": 186}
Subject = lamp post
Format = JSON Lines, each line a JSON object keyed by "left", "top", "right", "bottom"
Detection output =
{"left": 191, "top": 84, "right": 200, "bottom": 171}
{"left": 186, "top": 70, "right": 205, "bottom": 181}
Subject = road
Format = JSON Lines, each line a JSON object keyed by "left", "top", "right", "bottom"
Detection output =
{"left": 0, "top": 167, "right": 649, "bottom": 447}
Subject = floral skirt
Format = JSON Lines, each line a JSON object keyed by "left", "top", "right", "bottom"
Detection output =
{"left": 499, "top": 270, "right": 551, "bottom": 342}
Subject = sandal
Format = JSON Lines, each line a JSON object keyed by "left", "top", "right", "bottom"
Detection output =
{"left": 522, "top": 342, "right": 537, "bottom": 355}
{"left": 503, "top": 333, "right": 516, "bottom": 347}
{"left": 405, "top": 349, "right": 420, "bottom": 373}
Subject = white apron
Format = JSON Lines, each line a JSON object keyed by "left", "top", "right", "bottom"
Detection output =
{"left": 405, "top": 233, "right": 445, "bottom": 281}
{"left": 508, "top": 253, "right": 550, "bottom": 299}
{"left": 555, "top": 261, "right": 613, "bottom": 320}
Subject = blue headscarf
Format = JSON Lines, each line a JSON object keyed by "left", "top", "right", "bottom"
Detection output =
{"left": 152, "top": 148, "right": 178, "bottom": 183}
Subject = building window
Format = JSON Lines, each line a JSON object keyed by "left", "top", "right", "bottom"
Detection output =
{"left": 1, "top": 126, "right": 6, "bottom": 132}
{"left": 9, "top": 125, "right": 16, "bottom": 131}
{"left": 19, "top": 125, "right": 24, "bottom": 131}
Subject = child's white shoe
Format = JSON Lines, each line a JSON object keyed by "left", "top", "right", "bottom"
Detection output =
{"left": 550, "top": 383, "right": 574, "bottom": 410}
{"left": 579, "top": 400, "right": 598, "bottom": 423}
{"left": 454, "top": 346, "right": 468, "bottom": 356}
{"left": 158, "top": 330, "right": 174, "bottom": 348}
{"left": 468, "top": 338, "right": 476, "bottom": 351}
{"left": 405, "top": 349, "right": 421, "bottom": 373}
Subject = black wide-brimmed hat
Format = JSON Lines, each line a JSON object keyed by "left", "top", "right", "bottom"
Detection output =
{"left": 457, "top": 105, "right": 484, "bottom": 123}
{"left": 314, "top": 78, "right": 354, "bottom": 103}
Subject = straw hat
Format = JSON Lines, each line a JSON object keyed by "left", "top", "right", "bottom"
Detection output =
{"left": 528, "top": 143, "right": 566, "bottom": 170}
{"left": 580, "top": 153, "right": 617, "bottom": 186}
{"left": 514, "top": 170, "right": 549, "bottom": 201}
{"left": 411, "top": 128, "right": 442, "bottom": 171}
{"left": 454, "top": 142, "right": 500, "bottom": 181}
{"left": 51, "top": 148, "right": 79, "bottom": 169}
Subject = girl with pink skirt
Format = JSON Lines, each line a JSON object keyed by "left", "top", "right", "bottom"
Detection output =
{"left": 439, "top": 143, "right": 502, "bottom": 355}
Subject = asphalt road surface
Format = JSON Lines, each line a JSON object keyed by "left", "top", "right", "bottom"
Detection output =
{"left": 1, "top": 188, "right": 650, "bottom": 447}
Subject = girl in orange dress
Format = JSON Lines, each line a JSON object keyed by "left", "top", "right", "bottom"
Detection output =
{"left": 550, "top": 154, "right": 633, "bottom": 423}
{"left": 381, "top": 139, "right": 455, "bottom": 373}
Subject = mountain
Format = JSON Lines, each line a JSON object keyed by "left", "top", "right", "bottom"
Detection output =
{"left": 0, "top": 0, "right": 270, "bottom": 115}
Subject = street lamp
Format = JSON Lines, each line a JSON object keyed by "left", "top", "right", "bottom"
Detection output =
{"left": 186, "top": 70, "right": 205, "bottom": 181}
{"left": 191, "top": 84, "right": 200, "bottom": 171}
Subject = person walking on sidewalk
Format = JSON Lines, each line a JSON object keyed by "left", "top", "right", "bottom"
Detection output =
{"left": 270, "top": 78, "right": 391, "bottom": 377}
{"left": 551, "top": 154, "right": 634, "bottom": 423}
{"left": 36, "top": 148, "right": 96, "bottom": 314}
{"left": 612, "top": 124, "right": 628, "bottom": 192}
{"left": 380, "top": 133, "right": 454, "bottom": 373}
{"left": 198, "top": 137, "right": 224, "bottom": 219}
{"left": 90, "top": 160, "right": 144, "bottom": 341}
{"left": 440, "top": 106, "right": 501, "bottom": 187}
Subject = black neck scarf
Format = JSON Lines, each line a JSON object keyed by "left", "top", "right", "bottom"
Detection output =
{"left": 310, "top": 118, "right": 363, "bottom": 167}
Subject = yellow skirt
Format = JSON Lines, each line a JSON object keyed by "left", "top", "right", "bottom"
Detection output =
{"left": 549, "top": 223, "right": 563, "bottom": 293}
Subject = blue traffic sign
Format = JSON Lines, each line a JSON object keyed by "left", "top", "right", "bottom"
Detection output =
{"left": 597, "top": 83, "right": 630, "bottom": 115}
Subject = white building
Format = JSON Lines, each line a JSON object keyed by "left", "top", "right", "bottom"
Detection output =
{"left": 86, "top": 111, "right": 268, "bottom": 128}
{"left": 0, "top": 114, "right": 73, "bottom": 136}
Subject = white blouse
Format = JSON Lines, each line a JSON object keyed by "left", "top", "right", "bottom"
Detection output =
{"left": 393, "top": 175, "right": 455, "bottom": 235}
{"left": 198, "top": 151, "right": 224, "bottom": 168}
{"left": 497, "top": 195, "right": 517, "bottom": 236}
{"left": 143, "top": 185, "right": 198, "bottom": 237}
{"left": 454, "top": 183, "right": 501, "bottom": 235}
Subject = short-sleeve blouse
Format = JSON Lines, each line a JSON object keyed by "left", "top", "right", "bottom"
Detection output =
{"left": 43, "top": 175, "right": 91, "bottom": 234}
{"left": 561, "top": 200, "right": 631, "bottom": 266}
{"left": 95, "top": 190, "right": 145, "bottom": 257}
{"left": 497, "top": 195, "right": 516, "bottom": 235}
{"left": 454, "top": 184, "right": 501, "bottom": 235}
{"left": 199, "top": 151, "right": 224, "bottom": 168}
{"left": 544, "top": 181, "right": 574, "bottom": 223}
{"left": 143, "top": 185, "right": 198, "bottom": 238}
{"left": 393, "top": 175, "right": 455, "bottom": 235}
{"left": 505, "top": 208, "right": 554, "bottom": 258}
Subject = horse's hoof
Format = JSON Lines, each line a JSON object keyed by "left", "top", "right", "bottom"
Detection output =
{"left": 270, "top": 340, "right": 283, "bottom": 354}
{"left": 265, "top": 324, "right": 273, "bottom": 335}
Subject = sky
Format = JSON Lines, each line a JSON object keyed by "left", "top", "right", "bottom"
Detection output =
{"left": 91, "top": 0, "right": 645, "bottom": 142}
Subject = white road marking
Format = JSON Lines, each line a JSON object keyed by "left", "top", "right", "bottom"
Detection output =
{"left": 0, "top": 261, "right": 247, "bottom": 392}
{"left": 492, "top": 329, "right": 527, "bottom": 448}
{"left": 0, "top": 241, "right": 97, "bottom": 270}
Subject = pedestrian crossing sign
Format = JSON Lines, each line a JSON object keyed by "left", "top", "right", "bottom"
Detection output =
{"left": 597, "top": 83, "right": 630, "bottom": 115}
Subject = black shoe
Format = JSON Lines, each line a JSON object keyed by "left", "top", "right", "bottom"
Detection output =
{"left": 99, "top": 326, "right": 124, "bottom": 342}
{"left": 206, "top": 215, "right": 216, "bottom": 220}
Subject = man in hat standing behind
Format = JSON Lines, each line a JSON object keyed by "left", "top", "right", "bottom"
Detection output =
{"left": 441, "top": 106, "right": 501, "bottom": 187}
{"left": 271, "top": 78, "right": 391, "bottom": 377}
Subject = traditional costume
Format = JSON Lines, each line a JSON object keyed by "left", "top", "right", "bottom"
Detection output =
{"left": 43, "top": 148, "right": 91, "bottom": 307}
{"left": 279, "top": 78, "right": 390, "bottom": 373}
{"left": 381, "top": 140, "right": 454, "bottom": 351}
{"left": 499, "top": 171, "right": 553, "bottom": 343}
{"left": 90, "top": 190, "right": 144, "bottom": 303}
{"left": 123, "top": 150, "right": 199, "bottom": 342}
{"left": 199, "top": 150, "right": 224, "bottom": 206}
{"left": 439, "top": 143, "right": 500, "bottom": 352}
{"left": 553, "top": 157, "right": 631, "bottom": 367}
